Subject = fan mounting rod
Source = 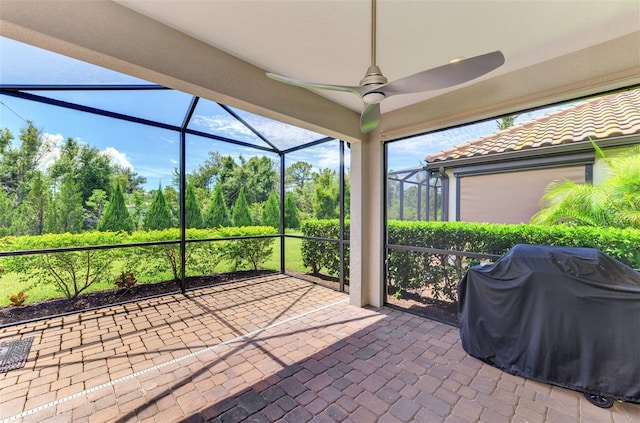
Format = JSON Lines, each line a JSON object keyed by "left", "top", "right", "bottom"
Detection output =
{"left": 361, "top": 0, "right": 387, "bottom": 103}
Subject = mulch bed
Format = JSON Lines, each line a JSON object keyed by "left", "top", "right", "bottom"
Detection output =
{"left": 386, "top": 287, "right": 459, "bottom": 326}
{"left": 1, "top": 271, "right": 457, "bottom": 327}
{"left": 0, "top": 270, "right": 273, "bottom": 326}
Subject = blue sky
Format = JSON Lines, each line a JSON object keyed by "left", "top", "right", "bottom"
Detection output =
{"left": 1, "top": 36, "right": 571, "bottom": 189}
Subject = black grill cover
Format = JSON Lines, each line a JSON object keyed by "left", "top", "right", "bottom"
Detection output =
{"left": 458, "top": 244, "right": 640, "bottom": 402}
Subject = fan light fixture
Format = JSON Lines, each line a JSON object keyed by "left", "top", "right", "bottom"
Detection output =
{"left": 267, "top": 0, "right": 505, "bottom": 133}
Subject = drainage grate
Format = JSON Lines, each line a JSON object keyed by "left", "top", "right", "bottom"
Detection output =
{"left": 0, "top": 337, "right": 33, "bottom": 372}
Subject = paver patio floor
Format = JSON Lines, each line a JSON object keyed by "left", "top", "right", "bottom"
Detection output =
{"left": 0, "top": 274, "right": 638, "bottom": 422}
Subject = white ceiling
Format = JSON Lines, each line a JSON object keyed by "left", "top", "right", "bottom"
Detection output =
{"left": 1, "top": 0, "right": 639, "bottom": 141}
{"left": 115, "top": 0, "right": 640, "bottom": 115}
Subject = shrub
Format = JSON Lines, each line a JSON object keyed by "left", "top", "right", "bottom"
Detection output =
{"left": 3, "top": 231, "right": 124, "bottom": 299}
{"left": 7, "top": 291, "right": 29, "bottom": 306}
{"left": 124, "top": 228, "right": 220, "bottom": 281}
{"left": 300, "top": 219, "right": 349, "bottom": 277}
{"left": 301, "top": 219, "right": 640, "bottom": 302}
{"left": 114, "top": 271, "right": 137, "bottom": 290}
{"left": 216, "top": 226, "right": 277, "bottom": 270}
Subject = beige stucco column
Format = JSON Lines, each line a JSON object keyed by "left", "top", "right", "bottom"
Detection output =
{"left": 349, "top": 132, "right": 385, "bottom": 307}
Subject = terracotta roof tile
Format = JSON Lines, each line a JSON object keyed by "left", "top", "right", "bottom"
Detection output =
{"left": 427, "top": 89, "right": 640, "bottom": 163}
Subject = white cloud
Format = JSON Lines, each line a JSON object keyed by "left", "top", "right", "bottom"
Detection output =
{"left": 191, "top": 112, "right": 328, "bottom": 151}
{"left": 101, "top": 147, "right": 133, "bottom": 169}
{"left": 192, "top": 114, "right": 257, "bottom": 141}
{"left": 170, "top": 159, "right": 178, "bottom": 165}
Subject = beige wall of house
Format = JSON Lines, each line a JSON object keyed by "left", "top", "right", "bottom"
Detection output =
{"left": 457, "top": 166, "right": 586, "bottom": 224}
{"left": 442, "top": 143, "right": 638, "bottom": 225}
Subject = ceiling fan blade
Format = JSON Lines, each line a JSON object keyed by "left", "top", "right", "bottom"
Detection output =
{"left": 266, "top": 72, "right": 364, "bottom": 98}
{"left": 378, "top": 50, "right": 505, "bottom": 97}
{"left": 360, "top": 103, "right": 381, "bottom": 133}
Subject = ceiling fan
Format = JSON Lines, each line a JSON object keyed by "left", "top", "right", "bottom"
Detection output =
{"left": 266, "top": 0, "right": 505, "bottom": 133}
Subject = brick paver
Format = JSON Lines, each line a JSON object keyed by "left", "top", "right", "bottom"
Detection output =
{"left": 1, "top": 274, "right": 638, "bottom": 422}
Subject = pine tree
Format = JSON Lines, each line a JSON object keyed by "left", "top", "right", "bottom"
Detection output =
{"left": 16, "top": 171, "right": 50, "bottom": 235}
{"left": 0, "top": 189, "right": 13, "bottom": 236}
{"left": 204, "top": 184, "right": 231, "bottom": 227}
{"left": 284, "top": 192, "right": 300, "bottom": 229}
{"left": 143, "top": 185, "right": 173, "bottom": 230}
{"left": 46, "top": 176, "right": 83, "bottom": 233}
{"left": 232, "top": 187, "right": 253, "bottom": 227}
{"left": 262, "top": 191, "right": 280, "bottom": 229}
{"left": 98, "top": 183, "right": 134, "bottom": 232}
{"left": 185, "top": 183, "right": 204, "bottom": 228}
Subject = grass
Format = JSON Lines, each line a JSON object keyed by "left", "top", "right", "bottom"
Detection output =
{"left": 0, "top": 235, "right": 310, "bottom": 307}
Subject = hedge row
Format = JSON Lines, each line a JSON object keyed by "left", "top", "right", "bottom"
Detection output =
{"left": 0, "top": 227, "right": 277, "bottom": 299}
{"left": 300, "top": 219, "right": 349, "bottom": 277}
{"left": 301, "top": 220, "right": 640, "bottom": 302}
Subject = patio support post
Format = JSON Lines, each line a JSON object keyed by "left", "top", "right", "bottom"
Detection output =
{"left": 179, "top": 129, "right": 187, "bottom": 293}
{"left": 339, "top": 140, "right": 345, "bottom": 292}
{"left": 279, "top": 153, "right": 285, "bottom": 273}
{"left": 349, "top": 133, "right": 384, "bottom": 307}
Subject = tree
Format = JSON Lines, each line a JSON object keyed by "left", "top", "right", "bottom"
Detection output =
{"left": 496, "top": 114, "right": 519, "bottom": 130}
{"left": 232, "top": 187, "right": 253, "bottom": 226}
{"left": 143, "top": 186, "right": 173, "bottom": 230}
{"left": 185, "top": 183, "right": 204, "bottom": 229}
{"left": 98, "top": 183, "right": 134, "bottom": 232}
{"left": 163, "top": 186, "right": 179, "bottom": 224}
{"left": 262, "top": 191, "right": 280, "bottom": 229}
{"left": 46, "top": 176, "right": 84, "bottom": 233}
{"left": 0, "top": 122, "right": 51, "bottom": 204}
{"left": 204, "top": 184, "right": 231, "bottom": 228}
{"left": 128, "top": 189, "right": 147, "bottom": 230}
{"left": 86, "top": 189, "right": 108, "bottom": 225}
{"left": 188, "top": 154, "right": 277, "bottom": 209}
{"left": 242, "top": 156, "right": 278, "bottom": 205}
{"left": 48, "top": 137, "right": 113, "bottom": 207}
{"left": 112, "top": 165, "right": 147, "bottom": 194}
{"left": 284, "top": 192, "right": 300, "bottom": 229}
{"left": 313, "top": 169, "right": 339, "bottom": 219}
{"left": 0, "top": 189, "right": 13, "bottom": 236}
{"left": 285, "top": 161, "right": 313, "bottom": 191}
{"left": 16, "top": 171, "right": 50, "bottom": 235}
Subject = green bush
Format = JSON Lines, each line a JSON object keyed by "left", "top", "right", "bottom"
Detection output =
{"left": 302, "top": 219, "right": 640, "bottom": 302}
{"left": 2, "top": 231, "right": 124, "bottom": 299}
{"left": 124, "top": 228, "right": 220, "bottom": 281}
{"left": 300, "top": 219, "right": 349, "bottom": 277}
{"left": 216, "top": 226, "right": 277, "bottom": 270}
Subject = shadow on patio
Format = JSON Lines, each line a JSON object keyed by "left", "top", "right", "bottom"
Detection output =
{"left": 0, "top": 275, "right": 638, "bottom": 423}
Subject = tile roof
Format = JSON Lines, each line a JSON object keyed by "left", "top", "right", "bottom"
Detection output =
{"left": 427, "top": 89, "right": 640, "bottom": 163}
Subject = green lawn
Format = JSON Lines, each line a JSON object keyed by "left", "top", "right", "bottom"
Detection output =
{"left": 0, "top": 235, "right": 309, "bottom": 307}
